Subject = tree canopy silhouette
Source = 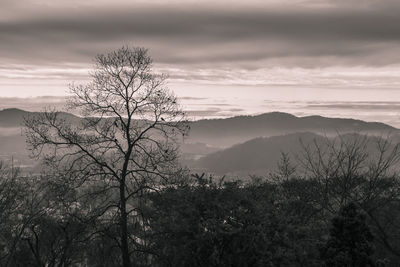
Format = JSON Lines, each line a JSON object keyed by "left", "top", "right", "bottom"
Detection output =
{"left": 321, "top": 202, "right": 375, "bottom": 267}
{"left": 24, "top": 46, "right": 188, "bottom": 267}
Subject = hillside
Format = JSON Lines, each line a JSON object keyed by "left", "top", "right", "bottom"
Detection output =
{"left": 187, "top": 112, "right": 398, "bottom": 148}
{"left": 192, "top": 132, "right": 400, "bottom": 175}
{"left": 192, "top": 132, "right": 323, "bottom": 174}
{"left": 1, "top": 109, "right": 399, "bottom": 171}
{"left": 0, "top": 108, "right": 80, "bottom": 128}
{"left": 0, "top": 109, "right": 81, "bottom": 168}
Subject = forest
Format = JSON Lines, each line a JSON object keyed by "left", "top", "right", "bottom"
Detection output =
{"left": 1, "top": 47, "right": 400, "bottom": 267}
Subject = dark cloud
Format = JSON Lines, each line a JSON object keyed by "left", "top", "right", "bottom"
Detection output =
{"left": 1, "top": 1, "right": 400, "bottom": 68}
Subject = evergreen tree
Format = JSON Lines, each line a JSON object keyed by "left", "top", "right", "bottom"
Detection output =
{"left": 321, "top": 202, "right": 375, "bottom": 267}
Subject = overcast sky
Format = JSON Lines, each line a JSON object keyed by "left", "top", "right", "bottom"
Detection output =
{"left": 1, "top": 0, "right": 400, "bottom": 124}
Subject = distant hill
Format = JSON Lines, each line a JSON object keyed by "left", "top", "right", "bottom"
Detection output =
{"left": 192, "top": 132, "right": 400, "bottom": 175}
{"left": 192, "top": 132, "right": 323, "bottom": 174}
{"left": 0, "top": 109, "right": 398, "bottom": 171}
{"left": 0, "top": 108, "right": 31, "bottom": 128}
{"left": 0, "top": 109, "right": 81, "bottom": 168}
{"left": 0, "top": 108, "right": 80, "bottom": 129}
{"left": 187, "top": 112, "right": 398, "bottom": 148}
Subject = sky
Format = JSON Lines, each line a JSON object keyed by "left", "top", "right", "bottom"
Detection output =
{"left": 0, "top": 0, "right": 400, "bottom": 126}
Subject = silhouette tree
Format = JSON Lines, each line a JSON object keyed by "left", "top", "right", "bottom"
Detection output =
{"left": 146, "top": 174, "right": 321, "bottom": 266}
{"left": 321, "top": 202, "right": 375, "bottom": 266}
{"left": 24, "top": 47, "right": 187, "bottom": 267}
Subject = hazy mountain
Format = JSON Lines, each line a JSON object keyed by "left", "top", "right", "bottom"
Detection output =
{"left": 0, "top": 108, "right": 81, "bottom": 168}
{"left": 179, "top": 142, "right": 220, "bottom": 160}
{"left": 192, "top": 132, "right": 400, "bottom": 175}
{"left": 1, "top": 108, "right": 399, "bottom": 171}
{"left": 187, "top": 112, "right": 398, "bottom": 148}
{"left": 192, "top": 132, "right": 323, "bottom": 175}
{"left": 0, "top": 108, "right": 31, "bottom": 128}
{"left": 0, "top": 108, "right": 80, "bottom": 129}
{"left": 0, "top": 109, "right": 34, "bottom": 164}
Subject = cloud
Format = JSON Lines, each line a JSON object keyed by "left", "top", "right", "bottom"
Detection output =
{"left": 0, "top": 96, "right": 68, "bottom": 111}
{"left": 179, "top": 97, "right": 208, "bottom": 101}
{"left": 305, "top": 102, "right": 400, "bottom": 110}
{"left": 0, "top": 96, "right": 245, "bottom": 120}
{"left": 1, "top": 0, "right": 400, "bottom": 102}
{"left": 184, "top": 107, "right": 246, "bottom": 119}
{"left": 1, "top": 0, "right": 400, "bottom": 68}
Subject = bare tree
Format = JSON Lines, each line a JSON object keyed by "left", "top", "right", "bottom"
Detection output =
{"left": 297, "top": 135, "right": 400, "bottom": 212}
{"left": 297, "top": 134, "right": 400, "bottom": 260}
{"left": 0, "top": 162, "right": 22, "bottom": 266}
{"left": 24, "top": 47, "right": 188, "bottom": 267}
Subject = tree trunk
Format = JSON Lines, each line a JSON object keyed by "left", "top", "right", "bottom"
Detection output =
{"left": 120, "top": 178, "right": 131, "bottom": 267}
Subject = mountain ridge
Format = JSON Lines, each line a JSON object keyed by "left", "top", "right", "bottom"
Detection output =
{"left": 186, "top": 111, "right": 398, "bottom": 147}
{"left": 0, "top": 108, "right": 399, "bottom": 172}
{"left": 1, "top": 108, "right": 397, "bottom": 130}
{"left": 192, "top": 132, "right": 400, "bottom": 175}
{"left": 0, "top": 108, "right": 80, "bottom": 128}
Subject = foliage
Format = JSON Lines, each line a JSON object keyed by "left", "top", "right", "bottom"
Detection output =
{"left": 321, "top": 203, "right": 375, "bottom": 267}
{"left": 145, "top": 174, "right": 322, "bottom": 267}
